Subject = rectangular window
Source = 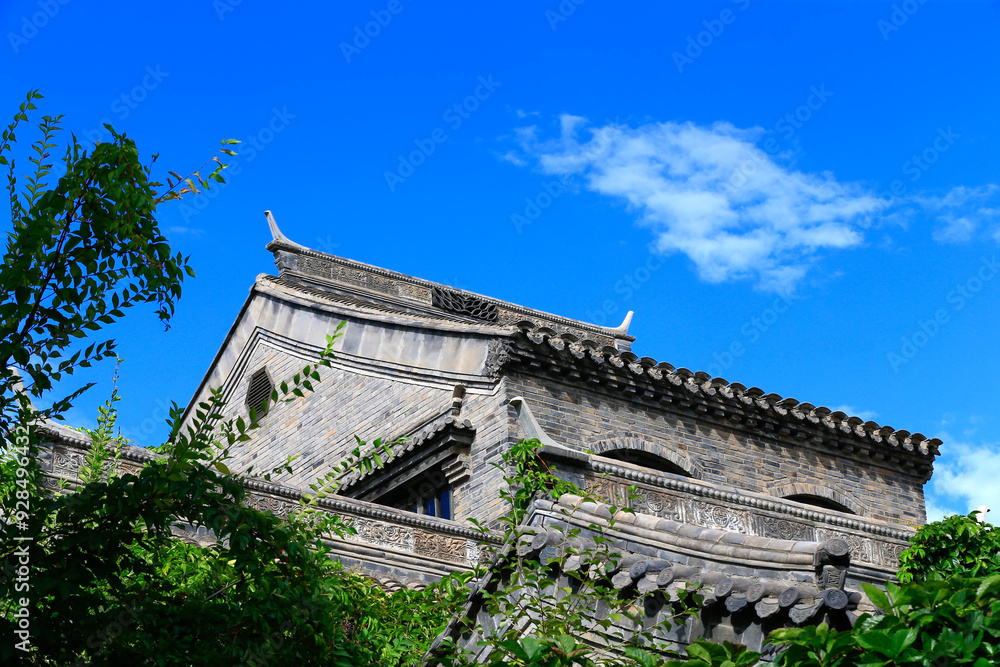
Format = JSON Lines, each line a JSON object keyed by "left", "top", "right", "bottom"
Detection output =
{"left": 438, "top": 489, "right": 451, "bottom": 520}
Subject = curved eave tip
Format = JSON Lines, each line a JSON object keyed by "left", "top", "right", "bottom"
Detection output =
{"left": 264, "top": 210, "right": 306, "bottom": 250}
{"left": 611, "top": 310, "right": 634, "bottom": 335}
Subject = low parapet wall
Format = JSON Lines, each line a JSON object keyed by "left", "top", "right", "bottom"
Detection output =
{"left": 36, "top": 423, "right": 495, "bottom": 590}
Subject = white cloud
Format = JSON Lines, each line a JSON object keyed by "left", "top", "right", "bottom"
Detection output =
{"left": 513, "top": 116, "right": 883, "bottom": 293}
{"left": 927, "top": 431, "right": 1000, "bottom": 525}
{"left": 917, "top": 184, "right": 1000, "bottom": 244}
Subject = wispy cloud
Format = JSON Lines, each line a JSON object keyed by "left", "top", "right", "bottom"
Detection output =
{"left": 916, "top": 184, "right": 1000, "bottom": 244}
{"left": 166, "top": 226, "right": 206, "bottom": 238}
{"left": 511, "top": 115, "right": 882, "bottom": 293}
{"left": 509, "top": 116, "right": 999, "bottom": 293}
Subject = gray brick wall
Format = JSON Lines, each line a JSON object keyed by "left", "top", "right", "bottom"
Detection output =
{"left": 506, "top": 371, "right": 926, "bottom": 527}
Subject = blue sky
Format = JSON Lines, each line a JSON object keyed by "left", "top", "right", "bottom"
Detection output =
{"left": 2, "top": 1, "right": 999, "bottom": 523}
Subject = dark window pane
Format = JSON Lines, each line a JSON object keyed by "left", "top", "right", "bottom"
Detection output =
{"left": 439, "top": 489, "right": 451, "bottom": 520}
{"left": 425, "top": 497, "right": 436, "bottom": 516}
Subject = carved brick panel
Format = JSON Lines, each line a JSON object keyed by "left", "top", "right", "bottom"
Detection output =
{"left": 757, "top": 515, "right": 815, "bottom": 542}
{"left": 297, "top": 256, "right": 430, "bottom": 303}
{"left": 693, "top": 502, "right": 748, "bottom": 533}
{"left": 246, "top": 493, "right": 298, "bottom": 520}
{"left": 349, "top": 517, "right": 416, "bottom": 552}
{"left": 414, "top": 531, "right": 467, "bottom": 562}
{"left": 52, "top": 447, "right": 85, "bottom": 478}
{"left": 585, "top": 477, "right": 682, "bottom": 521}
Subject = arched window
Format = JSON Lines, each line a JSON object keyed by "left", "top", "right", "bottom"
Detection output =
{"left": 784, "top": 493, "right": 856, "bottom": 515}
{"left": 599, "top": 449, "right": 692, "bottom": 478}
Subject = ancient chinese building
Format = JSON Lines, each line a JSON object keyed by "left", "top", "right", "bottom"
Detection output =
{"left": 39, "top": 211, "right": 940, "bottom": 652}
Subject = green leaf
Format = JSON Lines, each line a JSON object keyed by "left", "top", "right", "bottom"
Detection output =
{"left": 862, "top": 583, "right": 892, "bottom": 612}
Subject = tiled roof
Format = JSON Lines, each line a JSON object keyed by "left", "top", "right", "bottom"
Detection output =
{"left": 509, "top": 321, "right": 939, "bottom": 468}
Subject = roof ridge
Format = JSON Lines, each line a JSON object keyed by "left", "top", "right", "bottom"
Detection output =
{"left": 262, "top": 210, "right": 635, "bottom": 343}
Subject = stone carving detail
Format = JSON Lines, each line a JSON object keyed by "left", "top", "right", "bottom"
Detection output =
{"left": 759, "top": 516, "right": 814, "bottom": 541}
{"left": 465, "top": 540, "right": 489, "bottom": 567}
{"left": 349, "top": 518, "right": 416, "bottom": 552}
{"left": 496, "top": 309, "right": 523, "bottom": 326}
{"left": 116, "top": 461, "right": 145, "bottom": 477}
{"left": 876, "top": 541, "right": 907, "bottom": 568}
{"left": 52, "top": 447, "right": 86, "bottom": 477}
{"left": 819, "top": 530, "right": 874, "bottom": 565}
{"left": 414, "top": 531, "right": 467, "bottom": 562}
{"left": 246, "top": 494, "right": 298, "bottom": 520}
{"left": 298, "top": 256, "right": 432, "bottom": 302}
{"left": 630, "top": 487, "right": 682, "bottom": 521}
{"left": 693, "top": 502, "right": 747, "bottom": 533}
{"left": 586, "top": 476, "right": 683, "bottom": 521}
{"left": 484, "top": 339, "right": 513, "bottom": 377}
{"left": 432, "top": 287, "right": 498, "bottom": 322}
{"left": 399, "top": 282, "right": 431, "bottom": 301}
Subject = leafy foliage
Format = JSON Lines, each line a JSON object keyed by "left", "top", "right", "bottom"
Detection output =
{"left": 1, "top": 333, "right": 467, "bottom": 665}
{"left": 0, "top": 93, "right": 461, "bottom": 666}
{"left": 435, "top": 439, "right": 703, "bottom": 667}
{"left": 0, "top": 90, "right": 237, "bottom": 438}
{"left": 897, "top": 510, "right": 1000, "bottom": 583}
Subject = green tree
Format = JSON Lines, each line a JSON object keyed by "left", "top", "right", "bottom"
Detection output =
{"left": 0, "top": 92, "right": 463, "bottom": 665}
{"left": 898, "top": 510, "right": 1000, "bottom": 583}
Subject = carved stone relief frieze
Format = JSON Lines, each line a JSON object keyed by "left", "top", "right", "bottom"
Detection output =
{"left": 693, "top": 502, "right": 748, "bottom": 533}
{"left": 246, "top": 493, "right": 298, "bottom": 520}
{"left": 875, "top": 540, "right": 907, "bottom": 568}
{"left": 585, "top": 477, "right": 683, "bottom": 521}
{"left": 52, "top": 447, "right": 86, "bottom": 478}
{"left": 757, "top": 515, "right": 815, "bottom": 542}
{"left": 297, "top": 256, "right": 430, "bottom": 303}
{"left": 584, "top": 474, "right": 910, "bottom": 570}
{"left": 414, "top": 531, "right": 467, "bottom": 562}
{"left": 817, "top": 529, "right": 875, "bottom": 565}
{"left": 348, "top": 517, "right": 416, "bottom": 552}
{"left": 116, "top": 461, "right": 145, "bottom": 477}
